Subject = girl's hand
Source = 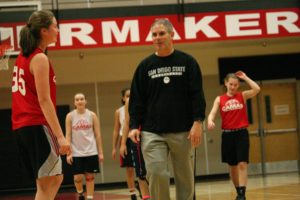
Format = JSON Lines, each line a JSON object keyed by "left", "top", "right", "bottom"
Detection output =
{"left": 235, "top": 71, "right": 247, "bottom": 80}
{"left": 112, "top": 148, "right": 117, "bottom": 160}
{"left": 207, "top": 120, "right": 215, "bottom": 130}
{"left": 66, "top": 154, "right": 73, "bottom": 165}
{"left": 98, "top": 153, "right": 104, "bottom": 162}
{"left": 119, "top": 143, "right": 127, "bottom": 158}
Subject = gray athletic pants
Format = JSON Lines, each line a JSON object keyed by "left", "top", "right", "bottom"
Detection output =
{"left": 141, "top": 131, "right": 194, "bottom": 200}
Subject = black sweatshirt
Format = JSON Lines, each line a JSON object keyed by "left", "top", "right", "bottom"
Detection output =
{"left": 129, "top": 50, "right": 206, "bottom": 133}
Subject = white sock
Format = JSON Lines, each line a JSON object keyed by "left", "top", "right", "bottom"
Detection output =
{"left": 129, "top": 189, "right": 136, "bottom": 195}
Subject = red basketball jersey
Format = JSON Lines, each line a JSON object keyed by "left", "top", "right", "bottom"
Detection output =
{"left": 219, "top": 92, "right": 248, "bottom": 130}
{"left": 12, "top": 48, "right": 56, "bottom": 130}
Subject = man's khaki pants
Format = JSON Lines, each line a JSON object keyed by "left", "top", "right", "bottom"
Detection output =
{"left": 141, "top": 131, "right": 194, "bottom": 200}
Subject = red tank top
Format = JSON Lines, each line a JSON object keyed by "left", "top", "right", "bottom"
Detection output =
{"left": 12, "top": 48, "right": 56, "bottom": 130}
{"left": 219, "top": 92, "right": 248, "bottom": 130}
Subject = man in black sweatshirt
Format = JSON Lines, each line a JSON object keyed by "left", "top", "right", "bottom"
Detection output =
{"left": 128, "top": 18, "right": 206, "bottom": 200}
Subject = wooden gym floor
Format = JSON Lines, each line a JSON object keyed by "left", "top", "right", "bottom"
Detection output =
{"left": 1, "top": 172, "right": 299, "bottom": 199}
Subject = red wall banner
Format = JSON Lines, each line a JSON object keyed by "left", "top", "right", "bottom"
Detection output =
{"left": 1, "top": 8, "right": 299, "bottom": 53}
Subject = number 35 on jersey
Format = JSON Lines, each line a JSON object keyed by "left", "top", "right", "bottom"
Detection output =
{"left": 12, "top": 66, "right": 26, "bottom": 96}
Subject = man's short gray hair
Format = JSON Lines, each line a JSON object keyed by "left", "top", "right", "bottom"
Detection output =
{"left": 151, "top": 18, "right": 174, "bottom": 33}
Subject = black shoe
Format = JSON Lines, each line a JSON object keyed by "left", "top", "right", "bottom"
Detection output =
{"left": 78, "top": 192, "right": 85, "bottom": 200}
{"left": 235, "top": 195, "right": 246, "bottom": 200}
{"left": 78, "top": 195, "right": 85, "bottom": 200}
{"left": 130, "top": 194, "right": 137, "bottom": 200}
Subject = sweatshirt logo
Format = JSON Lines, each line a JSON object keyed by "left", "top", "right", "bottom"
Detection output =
{"left": 163, "top": 76, "right": 170, "bottom": 84}
{"left": 222, "top": 99, "right": 243, "bottom": 112}
{"left": 72, "top": 119, "right": 92, "bottom": 131}
{"left": 148, "top": 66, "right": 185, "bottom": 79}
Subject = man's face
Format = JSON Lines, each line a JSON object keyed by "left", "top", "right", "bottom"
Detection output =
{"left": 151, "top": 24, "right": 174, "bottom": 52}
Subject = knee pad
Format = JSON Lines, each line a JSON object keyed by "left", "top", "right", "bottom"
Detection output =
{"left": 85, "top": 176, "right": 95, "bottom": 182}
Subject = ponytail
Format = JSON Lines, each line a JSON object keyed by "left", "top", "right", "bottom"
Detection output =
{"left": 19, "top": 10, "right": 54, "bottom": 57}
{"left": 19, "top": 25, "right": 40, "bottom": 57}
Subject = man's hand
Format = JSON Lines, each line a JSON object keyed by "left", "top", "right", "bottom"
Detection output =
{"left": 128, "top": 129, "right": 141, "bottom": 143}
{"left": 187, "top": 121, "right": 202, "bottom": 148}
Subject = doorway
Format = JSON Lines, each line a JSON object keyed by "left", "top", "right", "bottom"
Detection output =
{"left": 246, "top": 80, "right": 299, "bottom": 175}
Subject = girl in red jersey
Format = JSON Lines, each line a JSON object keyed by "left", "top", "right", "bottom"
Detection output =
{"left": 66, "top": 93, "right": 104, "bottom": 200}
{"left": 207, "top": 71, "right": 260, "bottom": 200}
{"left": 11, "top": 10, "right": 71, "bottom": 200}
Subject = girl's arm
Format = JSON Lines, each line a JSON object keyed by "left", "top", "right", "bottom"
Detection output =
{"left": 207, "top": 96, "right": 220, "bottom": 130}
{"left": 112, "top": 110, "right": 120, "bottom": 160}
{"left": 92, "top": 112, "right": 104, "bottom": 162}
{"left": 236, "top": 71, "right": 261, "bottom": 100}
{"left": 31, "top": 53, "right": 70, "bottom": 155}
{"left": 120, "top": 99, "right": 130, "bottom": 158}
{"left": 65, "top": 113, "right": 73, "bottom": 164}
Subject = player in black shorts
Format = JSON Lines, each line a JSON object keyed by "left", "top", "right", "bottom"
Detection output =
{"left": 120, "top": 98, "right": 150, "bottom": 200}
{"left": 66, "top": 93, "right": 104, "bottom": 200}
{"left": 112, "top": 88, "right": 137, "bottom": 199}
{"left": 12, "top": 10, "right": 71, "bottom": 200}
{"left": 208, "top": 71, "right": 260, "bottom": 200}
{"left": 129, "top": 140, "right": 147, "bottom": 184}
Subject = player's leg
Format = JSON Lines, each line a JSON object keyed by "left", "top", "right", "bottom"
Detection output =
{"left": 15, "top": 125, "right": 63, "bottom": 200}
{"left": 130, "top": 140, "right": 150, "bottom": 199}
{"left": 74, "top": 174, "right": 85, "bottom": 199}
{"left": 126, "top": 139, "right": 137, "bottom": 198}
{"left": 125, "top": 167, "right": 136, "bottom": 199}
{"left": 84, "top": 155, "right": 100, "bottom": 200}
{"left": 238, "top": 162, "right": 248, "bottom": 186}
{"left": 141, "top": 131, "right": 170, "bottom": 200}
{"left": 235, "top": 129, "right": 250, "bottom": 199}
{"left": 234, "top": 162, "right": 248, "bottom": 199}
{"left": 35, "top": 175, "right": 63, "bottom": 200}
{"left": 222, "top": 132, "right": 240, "bottom": 185}
{"left": 125, "top": 167, "right": 135, "bottom": 190}
{"left": 229, "top": 165, "right": 239, "bottom": 187}
{"left": 85, "top": 173, "right": 95, "bottom": 200}
{"left": 166, "top": 132, "right": 194, "bottom": 200}
{"left": 121, "top": 139, "right": 137, "bottom": 199}
{"left": 72, "top": 156, "right": 85, "bottom": 199}
{"left": 137, "top": 178, "right": 149, "bottom": 199}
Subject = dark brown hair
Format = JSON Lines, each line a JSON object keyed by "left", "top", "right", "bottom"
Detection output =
{"left": 121, "top": 88, "right": 130, "bottom": 105}
{"left": 19, "top": 10, "right": 54, "bottom": 57}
